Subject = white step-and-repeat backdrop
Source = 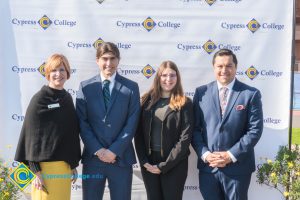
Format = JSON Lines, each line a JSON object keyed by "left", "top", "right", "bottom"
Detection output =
{"left": 0, "top": 0, "right": 293, "bottom": 199}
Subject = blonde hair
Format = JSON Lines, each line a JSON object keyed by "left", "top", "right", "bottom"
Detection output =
{"left": 44, "top": 54, "right": 71, "bottom": 80}
{"left": 142, "top": 60, "right": 186, "bottom": 110}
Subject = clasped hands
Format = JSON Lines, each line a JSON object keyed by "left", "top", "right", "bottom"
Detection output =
{"left": 96, "top": 148, "right": 116, "bottom": 163}
{"left": 143, "top": 163, "right": 161, "bottom": 174}
{"left": 206, "top": 151, "right": 232, "bottom": 168}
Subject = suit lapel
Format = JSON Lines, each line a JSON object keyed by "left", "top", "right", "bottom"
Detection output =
{"left": 222, "top": 80, "right": 241, "bottom": 122}
{"left": 106, "top": 73, "right": 122, "bottom": 114}
{"left": 211, "top": 82, "right": 222, "bottom": 122}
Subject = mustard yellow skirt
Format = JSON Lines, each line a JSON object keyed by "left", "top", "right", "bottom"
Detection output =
{"left": 31, "top": 161, "right": 72, "bottom": 200}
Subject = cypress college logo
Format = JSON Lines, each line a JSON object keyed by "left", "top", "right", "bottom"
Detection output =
{"left": 9, "top": 163, "right": 35, "bottom": 191}
{"left": 221, "top": 18, "right": 285, "bottom": 33}
{"left": 247, "top": 18, "right": 261, "bottom": 33}
{"left": 142, "top": 64, "right": 156, "bottom": 79}
{"left": 202, "top": 40, "right": 217, "bottom": 54}
{"left": 37, "top": 62, "right": 46, "bottom": 76}
{"left": 177, "top": 40, "right": 241, "bottom": 53}
{"left": 38, "top": 15, "right": 52, "bottom": 30}
{"left": 12, "top": 15, "right": 77, "bottom": 29}
{"left": 67, "top": 37, "right": 132, "bottom": 50}
{"left": 177, "top": 40, "right": 242, "bottom": 54}
{"left": 245, "top": 66, "right": 259, "bottom": 80}
{"left": 93, "top": 37, "right": 104, "bottom": 49}
{"left": 117, "top": 17, "right": 181, "bottom": 32}
{"left": 236, "top": 66, "right": 283, "bottom": 80}
{"left": 117, "top": 64, "right": 156, "bottom": 79}
{"left": 142, "top": 17, "right": 157, "bottom": 32}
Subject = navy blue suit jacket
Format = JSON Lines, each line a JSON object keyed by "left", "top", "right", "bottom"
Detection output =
{"left": 192, "top": 80, "right": 263, "bottom": 175}
{"left": 76, "top": 73, "right": 140, "bottom": 167}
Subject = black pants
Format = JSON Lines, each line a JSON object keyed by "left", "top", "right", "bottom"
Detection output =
{"left": 141, "top": 151, "right": 188, "bottom": 200}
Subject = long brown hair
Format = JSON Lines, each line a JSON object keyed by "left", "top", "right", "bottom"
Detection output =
{"left": 141, "top": 61, "right": 186, "bottom": 110}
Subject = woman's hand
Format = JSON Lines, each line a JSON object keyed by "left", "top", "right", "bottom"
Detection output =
{"left": 144, "top": 163, "right": 161, "bottom": 174}
{"left": 71, "top": 168, "right": 78, "bottom": 184}
{"left": 150, "top": 165, "right": 161, "bottom": 174}
{"left": 143, "top": 163, "right": 152, "bottom": 170}
{"left": 33, "top": 171, "right": 45, "bottom": 190}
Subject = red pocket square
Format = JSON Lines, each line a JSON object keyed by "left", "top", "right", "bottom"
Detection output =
{"left": 235, "top": 105, "right": 245, "bottom": 110}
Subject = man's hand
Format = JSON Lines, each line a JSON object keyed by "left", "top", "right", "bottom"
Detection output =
{"left": 100, "top": 149, "right": 117, "bottom": 163}
{"left": 96, "top": 148, "right": 106, "bottom": 160}
{"left": 214, "top": 151, "right": 232, "bottom": 165}
{"left": 206, "top": 152, "right": 231, "bottom": 168}
{"left": 96, "top": 148, "right": 117, "bottom": 163}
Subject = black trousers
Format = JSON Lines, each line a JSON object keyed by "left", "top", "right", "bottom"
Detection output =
{"left": 141, "top": 151, "right": 188, "bottom": 200}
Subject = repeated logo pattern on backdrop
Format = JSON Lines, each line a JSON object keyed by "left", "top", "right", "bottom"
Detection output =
{"left": 2, "top": 1, "right": 293, "bottom": 199}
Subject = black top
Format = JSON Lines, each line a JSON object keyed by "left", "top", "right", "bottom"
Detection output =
{"left": 15, "top": 85, "right": 81, "bottom": 169}
{"left": 135, "top": 97, "right": 194, "bottom": 174}
{"left": 150, "top": 98, "right": 170, "bottom": 151}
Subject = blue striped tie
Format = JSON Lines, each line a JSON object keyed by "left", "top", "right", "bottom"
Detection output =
{"left": 103, "top": 80, "right": 110, "bottom": 110}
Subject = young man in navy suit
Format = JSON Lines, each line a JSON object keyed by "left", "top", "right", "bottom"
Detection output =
{"left": 76, "top": 42, "right": 140, "bottom": 200}
{"left": 192, "top": 49, "right": 263, "bottom": 200}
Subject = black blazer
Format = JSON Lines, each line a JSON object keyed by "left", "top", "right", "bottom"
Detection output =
{"left": 135, "top": 97, "right": 194, "bottom": 174}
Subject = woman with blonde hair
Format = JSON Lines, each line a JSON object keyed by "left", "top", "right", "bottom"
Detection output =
{"left": 135, "top": 60, "right": 193, "bottom": 200}
{"left": 15, "top": 54, "right": 81, "bottom": 200}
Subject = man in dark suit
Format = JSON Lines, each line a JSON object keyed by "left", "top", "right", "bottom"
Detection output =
{"left": 76, "top": 42, "right": 140, "bottom": 200}
{"left": 192, "top": 49, "right": 263, "bottom": 200}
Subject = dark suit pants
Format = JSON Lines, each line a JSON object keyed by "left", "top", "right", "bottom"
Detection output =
{"left": 82, "top": 163, "right": 132, "bottom": 200}
{"left": 141, "top": 151, "right": 188, "bottom": 200}
{"left": 199, "top": 170, "right": 251, "bottom": 200}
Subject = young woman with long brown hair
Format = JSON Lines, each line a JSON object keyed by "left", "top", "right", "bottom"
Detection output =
{"left": 135, "top": 60, "right": 194, "bottom": 200}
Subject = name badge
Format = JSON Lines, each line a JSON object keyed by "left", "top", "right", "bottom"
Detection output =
{"left": 48, "top": 103, "right": 60, "bottom": 109}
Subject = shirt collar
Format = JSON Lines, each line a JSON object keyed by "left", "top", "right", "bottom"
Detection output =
{"left": 100, "top": 71, "right": 116, "bottom": 85}
{"left": 217, "top": 78, "right": 236, "bottom": 91}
